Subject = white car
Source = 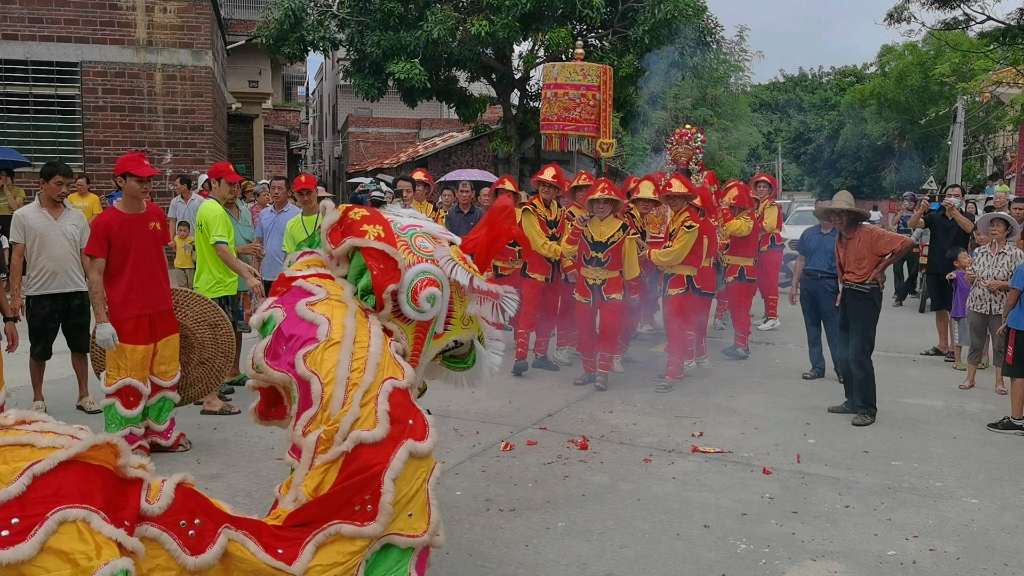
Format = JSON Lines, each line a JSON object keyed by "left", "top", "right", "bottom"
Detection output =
{"left": 778, "top": 206, "right": 819, "bottom": 287}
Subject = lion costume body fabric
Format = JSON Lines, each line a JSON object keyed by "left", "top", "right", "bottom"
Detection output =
{"left": 0, "top": 202, "right": 518, "bottom": 575}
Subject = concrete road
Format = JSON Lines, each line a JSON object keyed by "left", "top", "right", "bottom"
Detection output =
{"left": 6, "top": 287, "right": 1021, "bottom": 576}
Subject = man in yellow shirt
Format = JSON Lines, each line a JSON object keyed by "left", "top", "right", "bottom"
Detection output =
{"left": 0, "top": 168, "right": 27, "bottom": 240}
{"left": 282, "top": 174, "right": 329, "bottom": 253}
{"left": 69, "top": 175, "right": 103, "bottom": 223}
{"left": 410, "top": 168, "right": 438, "bottom": 219}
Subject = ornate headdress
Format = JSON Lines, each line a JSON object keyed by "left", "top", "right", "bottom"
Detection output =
{"left": 665, "top": 125, "right": 706, "bottom": 176}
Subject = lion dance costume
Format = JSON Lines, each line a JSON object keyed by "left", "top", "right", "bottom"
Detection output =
{"left": 0, "top": 198, "right": 521, "bottom": 575}
{"left": 560, "top": 179, "right": 640, "bottom": 391}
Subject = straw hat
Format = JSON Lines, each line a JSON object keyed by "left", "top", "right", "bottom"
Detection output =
{"left": 568, "top": 171, "right": 596, "bottom": 194}
{"left": 813, "top": 190, "right": 871, "bottom": 223}
{"left": 976, "top": 211, "right": 1021, "bottom": 240}
{"left": 630, "top": 176, "right": 661, "bottom": 204}
{"left": 91, "top": 288, "right": 236, "bottom": 406}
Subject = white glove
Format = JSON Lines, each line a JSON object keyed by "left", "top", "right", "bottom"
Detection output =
{"left": 95, "top": 322, "right": 120, "bottom": 351}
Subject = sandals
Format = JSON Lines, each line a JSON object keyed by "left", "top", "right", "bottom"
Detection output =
{"left": 980, "top": 359, "right": 991, "bottom": 370}
{"left": 194, "top": 392, "right": 231, "bottom": 405}
{"left": 655, "top": 381, "right": 675, "bottom": 393}
{"left": 996, "top": 385, "right": 1009, "bottom": 396}
{"left": 920, "top": 347, "right": 945, "bottom": 356}
{"left": 801, "top": 371, "right": 824, "bottom": 381}
{"left": 958, "top": 381, "right": 975, "bottom": 390}
{"left": 953, "top": 362, "right": 967, "bottom": 371}
{"left": 76, "top": 396, "right": 102, "bottom": 414}
{"left": 151, "top": 436, "right": 192, "bottom": 453}
{"left": 594, "top": 373, "right": 609, "bottom": 392}
{"left": 200, "top": 403, "right": 242, "bottom": 416}
{"left": 944, "top": 351, "right": 956, "bottom": 362}
{"left": 574, "top": 373, "right": 596, "bottom": 387}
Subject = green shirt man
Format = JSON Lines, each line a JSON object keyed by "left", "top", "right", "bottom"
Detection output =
{"left": 282, "top": 176, "right": 329, "bottom": 254}
{"left": 194, "top": 198, "right": 237, "bottom": 298}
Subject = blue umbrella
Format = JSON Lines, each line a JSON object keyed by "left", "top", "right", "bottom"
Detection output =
{"left": 0, "top": 148, "right": 31, "bottom": 172}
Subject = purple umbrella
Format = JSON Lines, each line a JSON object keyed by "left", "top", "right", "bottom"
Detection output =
{"left": 436, "top": 169, "right": 498, "bottom": 190}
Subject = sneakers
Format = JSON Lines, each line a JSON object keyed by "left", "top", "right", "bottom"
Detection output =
{"left": 31, "top": 401, "right": 46, "bottom": 414}
{"left": 567, "top": 348, "right": 582, "bottom": 359}
{"left": 721, "top": 345, "right": 749, "bottom": 360}
{"left": 637, "top": 324, "right": 656, "bottom": 335}
{"left": 695, "top": 356, "right": 713, "bottom": 368}
{"left": 552, "top": 347, "right": 574, "bottom": 367}
{"left": 512, "top": 358, "right": 529, "bottom": 376}
{"left": 987, "top": 416, "right": 1024, "bottom": 435}
{"left": 827, "top": 403, "right": 855, "bottom": 414}
{"left": 684, "top": 359, "right": 697, "bottom": 372}
{"left": 712, "top": 318, "right": 726, "bottom": 331}
{"left": 532, "top": 355, "right": 561, "bottom": 372}
{"left": 76, "top": 396, "right": 102, "bottom": 414}
{"left": 611, "top": 356, "right": 625, "bottom": 374}
{"left": 757, "top": 318, "right": 781, "bottom": 331}
{"left": 851, "top": 413, "right": 876, "bottom": 426}
{"left": 892, "top": 300, "right": 903, "bottom": 307}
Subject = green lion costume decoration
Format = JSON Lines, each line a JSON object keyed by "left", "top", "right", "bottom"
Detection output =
{"left": 0, "top": 196, "right": 524, "bottom": 575}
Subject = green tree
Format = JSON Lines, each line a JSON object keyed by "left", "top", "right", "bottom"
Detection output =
{"left": 619, "top": 24, "right": 763, "bottom": 179}
{"left": 255, "top": 0, "right": 720, "bottom": 179}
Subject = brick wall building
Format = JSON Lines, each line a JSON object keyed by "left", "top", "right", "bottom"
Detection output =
{"left": 1, "top": 0, "right": 229, "bottom": 201}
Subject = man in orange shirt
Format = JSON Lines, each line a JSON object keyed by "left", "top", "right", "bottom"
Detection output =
{"left": 818, "top": 190, "right": 912, "bottom": 426}
{"left": 513, "top": 163, "right": 567, "bottom": 376}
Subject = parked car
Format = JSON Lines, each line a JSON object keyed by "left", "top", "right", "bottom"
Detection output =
{"left": 778, "top": 206, "right": 818, "bottom": 288}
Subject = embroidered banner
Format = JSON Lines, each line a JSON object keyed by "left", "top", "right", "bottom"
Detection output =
{"left": 540, "top": 61, "right": 615, "bottom": 158}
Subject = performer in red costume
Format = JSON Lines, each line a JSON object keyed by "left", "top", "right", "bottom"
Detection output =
{"left": 642, "top": 174, "right": 718, "bottom": 391}
{"left": 751, "top": 174, "right": 785, "bottom": 331}
{"left": 691, "top": 171, "right": 721, "bottom": 366}
{"left": 552, "top": 171, "right": 594, "bottom": 367}
{"left": 513, "top": 163, "right": 567, "bottom": 376}
{"left": 615, "top": 176, "right": 659, "bottom": 371}
{"left": 561, "top": 179, "right": 641, "bottom": 391}
{"left": 718, "top": 180, "right": 760, "bottom": 359}
{"left": 488, "top": 176, "right": 530, "bottom": 331}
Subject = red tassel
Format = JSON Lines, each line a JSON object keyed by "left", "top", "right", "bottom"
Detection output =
{"left": 460, "top": 195, "right": 532, "bottom": 272}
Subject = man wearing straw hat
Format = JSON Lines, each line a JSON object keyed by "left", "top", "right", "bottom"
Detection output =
{"left": 817, "top": 190, "right": 913, "bottom": 426}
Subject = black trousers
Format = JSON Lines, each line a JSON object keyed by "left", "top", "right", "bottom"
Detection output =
{"left": 837, "top": 286, "right": 882, "bottom": 416}
{"left": 892, "top": 249, "right": 919, "bottom": 300}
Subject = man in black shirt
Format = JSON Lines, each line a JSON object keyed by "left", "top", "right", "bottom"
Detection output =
{"left": 908, "top": 184, "right": 976, "bottom": 359}
{"left": 445, "top": 180, "right": 484, "bottom": 236}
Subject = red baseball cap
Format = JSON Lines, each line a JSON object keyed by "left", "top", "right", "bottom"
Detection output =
{"left": 293, "top": 173, "right": 316, "bottom": 192}
{"left": 207, "top": 161, "right": 245, "bottom": 184}
{"left": 113, "top": 152, "right": 162, "bottom": 178}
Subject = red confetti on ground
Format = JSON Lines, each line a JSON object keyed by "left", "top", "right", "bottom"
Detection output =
{"left": 539, "top": 427, "right": 548, "bottom": 430}
{"left": 643, "top": 458, "right": 652, "bottom": 463}
{"left": 929, "top": 548, "right": 937, "bottom": 552}
{"left": 691, "top": 431, "right": 705, "bottom": 438}
{"left": 547, "top": 414, "right": 553, "bottom": 417}
{"left": 844, "top": 505, "right": 850, "bottom": 509}
{"left": 476, "top": 431, "right": 479, "bottom": 434}
{"left": 797, "top": 454, "right": 801, "bottom": 464}
{"left": 913, "top": 535, "right": 918, "bottom": 538}
{"left": 526, "top": 440, "right": 538, "bottom": 446}
{"left": 863, "top": 450, "right": 869, "bottom": 453}
{"left": 499, "top": 441, "right": 515, "bottom": 451}
{"left": 568, "top": 436, "right": 590, "bottom": 451}
{"left": 691, "top": 445, "right": 732, "bottom": 454}
{"left": 762, "top": 467, "right": 773, "bottom": 476}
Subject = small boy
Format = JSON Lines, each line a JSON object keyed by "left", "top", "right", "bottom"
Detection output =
{"left": 946, "top": 247, "right": 972, "bottom": 374}
{"left": 170, "top": 222, "right": 196, "bottom": 289}
{"left": 990, "top": 260, "right": 1024, "bottom": 434}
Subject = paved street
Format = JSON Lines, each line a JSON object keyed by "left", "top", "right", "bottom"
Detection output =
{"left": 5, "top": 282, "right": 1021, "bottom": 575}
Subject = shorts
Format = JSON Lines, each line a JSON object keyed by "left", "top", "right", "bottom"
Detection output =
{"left": 926, "top": 273, "right": 953, "bottom": 312}
{"left": 169, "top": 268, "right": 195, "bottom": 289}
{"left": 1003, "top": 327, "right": 1024, "bottom": 378}
{"left": 25, "top": 291, "right": 91, "bottom": 361}
{"left": 952, "top": 317, "right": 970, "bottom": 348}
{"left": 211, "top": 294, "right": 242, "bottom": 334}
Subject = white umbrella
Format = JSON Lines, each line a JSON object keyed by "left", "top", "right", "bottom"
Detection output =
{"left": 347, "top": 177, "right": 372, "bottom": 184}
{"left": 374, "top": 174, "right": 394, "bottom": 184}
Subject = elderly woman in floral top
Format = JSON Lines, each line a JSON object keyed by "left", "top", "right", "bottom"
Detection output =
{"left": 964, "top": 212, "right": 1024, "bottom": 393}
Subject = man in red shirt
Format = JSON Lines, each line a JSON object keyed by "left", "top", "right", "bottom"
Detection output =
{"left": 85, "top": 152, "right": 190, "bottom": 456}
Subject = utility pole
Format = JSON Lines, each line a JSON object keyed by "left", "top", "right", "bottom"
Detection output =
{"left": 776, "top": 142, "right": 783, "bottom": 192}
{"left": 946, "top": 98, "right": 965, "bottom": 186}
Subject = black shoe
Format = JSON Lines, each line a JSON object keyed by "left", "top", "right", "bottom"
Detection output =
{"left": 532, "top": 355, "right": 561, "bottom": 372}
{"left": 512, "top": 359, "right": 529, "bottom": 376}
{"left": 987, "top": 416, "right": 1024, "bottom": 435}
{"left": 801, "top": 370, "right": 824, "bottom": 380}
{"left": 851, "top": 413, "right": 876, "bottom": 426}
{"left": 721, "top": 345, "right": 749, "bottom": 360}
{"left": 892, "top": 300, "right": 903, "bottom": 307}
{"left": 827, "top": 403, "right": 855, "bottom": 414}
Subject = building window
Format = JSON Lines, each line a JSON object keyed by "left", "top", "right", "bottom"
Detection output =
{"left": 0, "top": 60, "right": 83, "bottom": 169}
{"left": 281, "top": 66, "right": 306, "bottom": 104}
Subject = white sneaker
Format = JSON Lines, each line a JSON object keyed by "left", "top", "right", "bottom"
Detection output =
{"left": 31, "top": 401, "right": 46, "bottom": 414}
{"left": 637, "top": 324, "right": 656, "bottom": 335}
{"left": 552, "top": 347, "right": 574, "bottom": 367}
{"left": 695, "top": 356, "right": 713, "bottom": 368}
{"left": 684, "top": 360, "right": 697, "bottom": 371}
{"left": 712, "top": 318, "right": 726, "bottom": 331}
{"left": 567, "top": 347, "right": 582, "bottom": 359}
{"left": 757, "top": 318, "right": 782, "bottom": 331}
{"left": 611, "top": 357, "right": 625, "bottom": 374}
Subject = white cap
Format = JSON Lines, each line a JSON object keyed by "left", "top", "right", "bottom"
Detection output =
{"left": 196, "top": 174, "right": 209, "bottom": 190}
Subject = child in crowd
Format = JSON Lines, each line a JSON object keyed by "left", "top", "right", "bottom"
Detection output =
{"left": 171, "top": 221, "right": 196, "bottom": 289}
{"left": 989, "top": 260, "right": 1024, "bottom": 433}
{"left": 946, "top": 247, "right": 971, "bottom": 375}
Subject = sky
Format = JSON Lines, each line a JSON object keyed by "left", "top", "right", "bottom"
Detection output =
{"left": 708, "top": 0, "right": 911, "bottom": 82}
{"left": 306, "top": 0, "right": 911, "bottom": 87}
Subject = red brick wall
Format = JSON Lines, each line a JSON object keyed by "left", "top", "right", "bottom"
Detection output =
{"left": 264, "top": 130, "right": 288, "bottom": 180}
{"left": 1, "top": 0, "right": 213, "bottom": 50}
{"left": 420, "top": 137, "right": 494, "bottom": 178}
{"left": 264, "top": 106, "right": 300, "bottom": 131}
